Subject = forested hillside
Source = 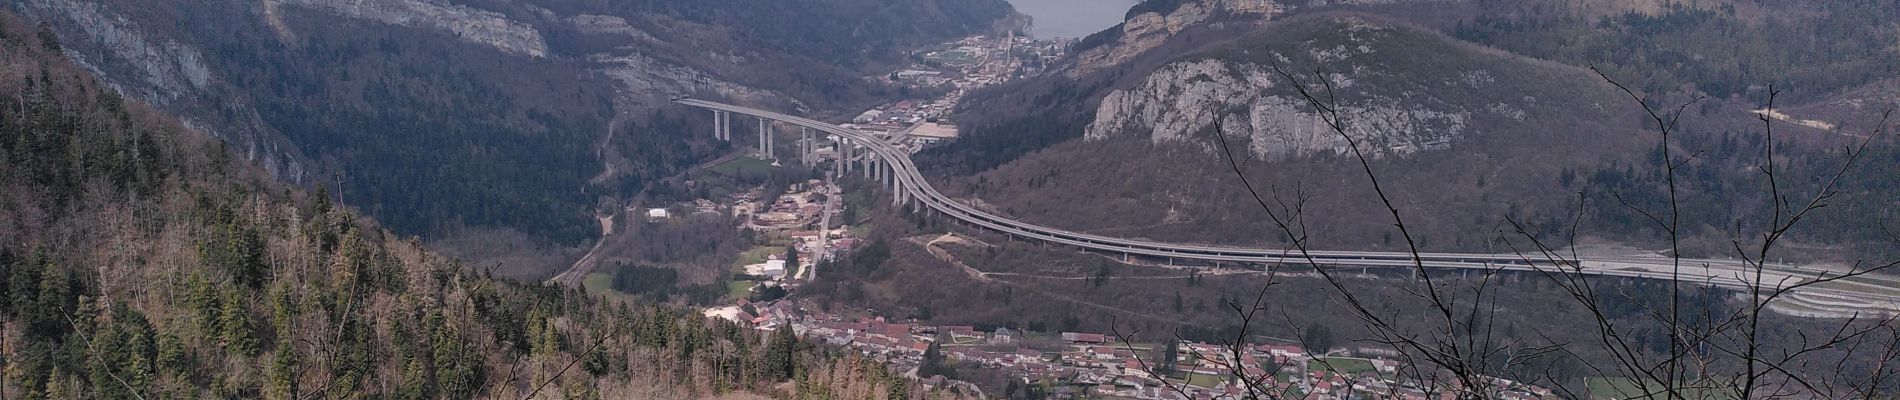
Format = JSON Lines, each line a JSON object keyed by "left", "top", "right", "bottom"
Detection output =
{"left": 10, "top": 0, "right": 1013, "bottom": 271}
{"left": 925, "top": 0, "right": 1900, "bottom": 258}
{"left": 0, "top": 14, "right": 964, "bottom": 399}
{"left": 1452, "top": 0, "right": 1900, "bottom": 102}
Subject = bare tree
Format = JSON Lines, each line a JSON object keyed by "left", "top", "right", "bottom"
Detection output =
{"left": 1108, "top": 63, "right": 1900, "bottom": 400}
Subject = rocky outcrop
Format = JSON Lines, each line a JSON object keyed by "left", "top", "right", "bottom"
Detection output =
{"left": 1064, "top": 0, "right": 1283, "bottom": 78}
{"left": 592, "top": 53, "right": 788, "bottom": 107}
{"left": 568, "top": 14, "right": 660, "bottom": 44}
{"left": 20, "top": 0, "right": 310, "bottom": 182}
{"left": 278, "top": 0, "right": 548, "bottom": 57}
{"left": 1088, "top": 59, "right": 1468, "bottom": 159}
{"left": 23, "top": 0, "right": 212, "bottom": 102}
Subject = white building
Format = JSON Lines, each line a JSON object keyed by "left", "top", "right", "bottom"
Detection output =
{"left": 646, "top": 208, "right": 671, "bottom": 219}
{"left": 762, "top": 259, "right": 787, "bottom": 279}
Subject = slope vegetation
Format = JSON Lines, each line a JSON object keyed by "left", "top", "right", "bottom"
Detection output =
{"left": 0, "top": 14, "right": 963, "bottom": 399}
{"left": 10, "top": 0, "right": 1012, "bottom": 258}
{"left": 929, "top": 2, "right": 1900, "bottom": 258}
{"left": 932, "top": 13, "right": 1647, "bottom": 252}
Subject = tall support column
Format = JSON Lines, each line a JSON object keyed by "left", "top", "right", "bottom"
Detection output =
{"left": 712, "top": 110, "right": 721, "bottom": 139}
{"left": 723, "top": 112, "right": 732, "bottom": 141}
{"left": 757, "top": 118, "right": 767, "bottom": 156}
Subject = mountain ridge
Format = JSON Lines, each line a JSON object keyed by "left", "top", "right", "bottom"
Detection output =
{"left": 928, "top": 1, "right": 1899, "bottom": 258}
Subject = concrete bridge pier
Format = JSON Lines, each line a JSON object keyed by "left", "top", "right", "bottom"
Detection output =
{"left": 757, "top": 118, "right": 768, "bottom": 157}
{"left": 839, "top": 139, "right": 851, "bottom": 173}
{"left": 800, "top": 128, "right": 813, "bottom": 166}
{"left": 713, "top": 110, "right": 733, "bottom": 141}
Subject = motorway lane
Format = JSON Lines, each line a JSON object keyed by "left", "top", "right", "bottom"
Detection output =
{"left": 675, "top": 99, "right": 1900, "bottom": 314}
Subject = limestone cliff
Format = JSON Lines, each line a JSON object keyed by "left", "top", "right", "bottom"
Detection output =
{"left": 20, "top": 0, "right": 311, "bottom": 182}
{"left": 276, "top": 0, "right": 549, "bottom": 57}
{"left": 1063, "top": 0, "right": 1284, "bottom": 78}
{"left": 1085, "top": 19, "right": 1486, "bottom": 160}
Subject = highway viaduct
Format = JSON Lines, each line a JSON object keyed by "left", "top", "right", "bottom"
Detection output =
{"left": 678, "top": 98, "right": 1900, "bottom": 317}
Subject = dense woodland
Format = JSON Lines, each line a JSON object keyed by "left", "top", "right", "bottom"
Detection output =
{"left": 0, "top": 14, "right": 974, "bottom": 399}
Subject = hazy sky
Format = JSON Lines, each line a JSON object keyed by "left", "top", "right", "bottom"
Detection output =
{"left": 1007, "top": 0, "right": 1141, "bottom": 39}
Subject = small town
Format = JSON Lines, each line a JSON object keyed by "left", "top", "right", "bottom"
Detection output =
{"left": 843, "top": 32, "right": 1066, "bottom": 149}
{"left": 673, "top": 31, "right": 1565, "bottom": 399}
{"left": 710, "top": 295, "right": 1557, "bottom": 400}
{"left": 14, "top": 0, "right": 1900, "bottom": 399}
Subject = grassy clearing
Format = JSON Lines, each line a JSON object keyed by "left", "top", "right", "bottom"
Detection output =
{"left": 1183, "top": 372, "right": 1226, "bottom": 388}
{"left": 708, "top": 156, "right": 775, "bottom": 176}
{"left": 727, "top": 281, "right": 756, "bottom": 299}
{"left": 583, "top": 272, "right": 638, "bottom": 304}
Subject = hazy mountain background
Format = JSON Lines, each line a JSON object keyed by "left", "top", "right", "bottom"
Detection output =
{"left": 9, "top": 0, "right": 1014, "bottom": 277}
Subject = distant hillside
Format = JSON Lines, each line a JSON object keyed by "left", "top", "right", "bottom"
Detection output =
{"left": 9, "top": 0, "right": 1012, "bottom": 269}
{"left": 926, "top": 1, "right": 1900, "bottom": 258}
{"left": 931, "top": 12, "right": 1649, "bottom": 252}
{"left": 0, "top": 13, "right": 967, "bottom": 399}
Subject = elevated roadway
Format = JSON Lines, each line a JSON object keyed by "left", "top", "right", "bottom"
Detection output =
{"left": 675, "top": 98, "right": 1900, "bottom": 316}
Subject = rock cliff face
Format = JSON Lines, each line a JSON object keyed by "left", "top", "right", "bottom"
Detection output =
{"left": 21, "top": 0, "right": 311, "bottom": 182}
{"left": 593, "top": 53, "right": 788, "bottom": 108}
{"left": 1085, "top": 20, "right": 1477, "bottom": 159}
{"left": 1065, "top": 0, "right": 1284, "bottom": 77}
{"left": 277, "top": 0, "right": 549, "bottom": 57}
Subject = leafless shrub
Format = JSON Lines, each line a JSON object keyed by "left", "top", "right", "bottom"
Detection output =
{"left": 1108, "top": 63, "right": 1900, "bottom": 399}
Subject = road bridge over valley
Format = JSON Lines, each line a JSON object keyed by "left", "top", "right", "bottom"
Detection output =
{"left": 675, "top": 98, "right": 1900, "bottom": 317}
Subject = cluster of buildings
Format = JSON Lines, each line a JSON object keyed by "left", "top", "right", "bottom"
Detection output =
{"left": 706, "top": 298, "right": 1556, "bottom": 400}
{"left": 844, "top": 33, "right": 1068, "bottom": 149}
{"left": 730, "top": 180, "right": 834, "bottom": 230}
{"left": 730, "top": 180, "right": 866, "bottom": 283}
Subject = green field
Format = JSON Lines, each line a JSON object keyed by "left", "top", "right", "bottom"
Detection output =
{"left": 1183, "top": 372, "right": 1226, "bottom": 388}
{"left": 727, "top": 281, "right": 756, "bottom": 299}
{"left": 1585, "top": 378, "right": 1736, "bottom": 400}
{"left": 582, "top": 272, "right": 637, "bottom": 304}
{"left": 1307, "top": 357, "right": 1376, "bottom": 374}
{"left": 707, "top": 156, "right": 775, "bottom": 176}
